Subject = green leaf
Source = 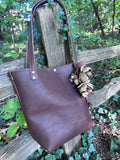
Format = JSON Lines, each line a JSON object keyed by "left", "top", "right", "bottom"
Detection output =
{"left": 88, "top": 130, "right": 94, "bottom": 138}
{"left": 37, "top": 147, "right": 43, "bottom": 154}
{"left": 4, "top": 52, "right": 19, "bottom": 59}
{"left": 1, "top": 23, "right": 6, "bottom": 28}
{"left": 115, "top": 139, "right": 120, "bottom": 144}
{"left": 12, "top": 2, "right": 21, "bottom": 10}
{"left": 56, "top": 7, "right": 66, "bottom": 23}
{"left": 16, "top": 111, "right": 27, "bottom": 128}
{"left": 58, "top": 7, "right": 65, "bottom": 16}
{"left": 11, "top": 50, "right": 16, "bottom": 53}
{"left": 89, "top": 143, "right": 96, "bottom": 153}
{"left": 93, "top": 126, "right": 100, "bottom": 134}
{"left": 55, "top": 148, "right": 64, "bottom": 158}
{"left": 79, "top": 147, "right": 87, "bottom": 154}
{"left": 45, "top": 154, "right": 56, "bottom": 160}
{"left": 88, "top": 138, "right": 93, "bottom": 144}
{"left": 75, "top": 152, "right": 81, "bottom": 160}
{"left": 0, "top": 105, "right": 15, "bottom": 120}
{"left": 56, "top": 16, "right": 63, "bottom": 23}
{"left": 104, "top": 109, "right": 108, "bottom": 114}
{"left": 19, "top": 49, "right": 23, "bottom": 53}
{"left": 64, "top": 24, "right": 69, "bottom": 31}
{"left": 62, "top": 35, "right": 67, "bottom": 42}
{"left": 17, "top": 45, "right": 23, "bottom": 48}
{"left": 96, "top": 154, "right": 102, "bottom": 160}
{"left": 69, "top": 157, "right": 74, "bottom": 160}
{"left": 7, "top": 123, "right": 19, "bottom": 137}
{"left": 72, "top": 33, "right": 79, "bottom": 40}
{"left": 48, "top": 0, "right": 56, "bottom": 5}
{"left": 82, "top": 152, "right": 89, "bottom": 160}
{"left": 113, "top": 94, "right": 120, "bottom": 102}
{"left": 95, "top": 114, "right": 99, "bottom": 118}
{"left": 0, "top": 3, "right": 7, "bottom": 9}
{"left": 117, "top": 110, "right": 120, "bottom": 115}
{"left": 68, "top": 17, "right": 76, "bottom": 26}
{"left": 98, "top": 108, "right": 104, "bottom": 114}
{"left": 110, "top": 139, "right": 116, "bottom": 152}
{"left": 108, "top": 112, "right": 117, "bottom": 120}
{"left": 103, "top": 118, "right": 107, "bottom": 122}
{"left": 7, "top": 98, "right": 20, "bottom": 111}
{"left": 82, "top": 133, "right": 87, "bottom": 147}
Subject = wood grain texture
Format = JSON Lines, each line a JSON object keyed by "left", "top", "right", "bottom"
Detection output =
{"left": 35, "top": 4, "right": 66, "bottom": 67}
{"left": 0, "top": 59, "right": 25, "bottom": 101}
{"left": 63, "top": 135, "right": 81, "bottom": 155}
{"left": 0, "top": 131, "right": 39, "bottom": 160}
{"left": 0, "top": 75, "right": 14, "bottom": 101}
{"left": 0, "top": 45, "right": 120, "bottom": 101}
{"left": 90, "top": 77, "right": 120, "bottom": 107}
{"left": 79, "top": 45, "right": 120, "bottom": 64}
{"left": 0, "top": 58, "right": 25, "bottom": 76}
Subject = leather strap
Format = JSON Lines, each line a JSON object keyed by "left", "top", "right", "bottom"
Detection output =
{"left": 26, "top": 0, "right": 78, "bottom": 69}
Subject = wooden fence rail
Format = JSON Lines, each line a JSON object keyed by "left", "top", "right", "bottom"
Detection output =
{"left": 0, "top": 45, "right": 120, "bottom": 102}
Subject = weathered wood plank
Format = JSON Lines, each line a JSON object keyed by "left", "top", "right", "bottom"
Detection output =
{"left": 0, "top": 58, "right": 25, "bottom": 76}
{"left": 90, "top": 76, "right": 120, "bottom": 107}
{"left": 0, "top": 59, "right": 25, "bottom": 101}
{"left": 35, "top": 4, "right": 66, "bottom": 67}
{"left": 63, "top": 135, "right": 81, "bottom": 155}
{"left": 0, "top": 75, "right": 14, "bottom": 101}
{"left": 78, "top": 45, "right": 120, "bottom": 64}
{"left": 0, "top": 45, "right": 120, "bottom": 75}
{"left": 0, "top": 131, "right": 39, "bottom": 160}
{"left": 0, "top": 58, "right": 25, "bottom": 101}
{"left": 0, "top": 45, "right": 120, "bottom": 101}
{"left": 0, "top": 76, "right": 120, "bottom": 160}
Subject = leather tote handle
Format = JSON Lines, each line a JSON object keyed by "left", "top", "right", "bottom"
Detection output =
{"left": 26, "top": 0, "right": 78, "bottom": 70}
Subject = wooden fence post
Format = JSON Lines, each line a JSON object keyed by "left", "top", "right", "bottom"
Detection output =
{"left": 35, "top": 3, "right": 66, "bottom": 67}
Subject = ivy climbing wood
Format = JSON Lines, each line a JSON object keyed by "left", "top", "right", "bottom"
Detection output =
{"left": 35, "top": 4, "right": 66, "bottom": 67}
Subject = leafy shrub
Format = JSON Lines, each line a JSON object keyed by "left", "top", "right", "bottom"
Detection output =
{"left": 69, "top": 129, "right": 102, "bottom": 160}
{"left": 0, "top": 98, "right": 27, "bottom": 137}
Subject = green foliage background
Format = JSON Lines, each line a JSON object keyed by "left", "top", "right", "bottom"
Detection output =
{"left": 0, "top": 0, "right": 120, "bottom": 52}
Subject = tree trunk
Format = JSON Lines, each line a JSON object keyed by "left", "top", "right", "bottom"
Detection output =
{"left": 0, "top": 21, "right": 4, "bottom": 40}
{"left": 91, "top": 0, "right": 105, "bottom": 36}
{"left": 112, "top": 0, "right": 116, "bottom": 34}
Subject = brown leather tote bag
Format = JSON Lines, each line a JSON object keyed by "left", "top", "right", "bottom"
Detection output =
{"left": 9, "top": 0, "right": 95, "bottom": 152}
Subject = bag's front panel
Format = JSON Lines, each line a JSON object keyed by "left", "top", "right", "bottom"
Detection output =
{"left": 10, "top": 63, "right": 94, "bottom": 152}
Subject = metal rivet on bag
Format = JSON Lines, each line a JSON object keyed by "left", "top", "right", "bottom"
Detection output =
{"left": 32, "top": 76, "right": 36, "bottom": 79}
{"left": 54, "top": 68, "right": 56, "bottom": 72}
{"left": 32, "top": 71, "right": 35, "bottom": 74}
